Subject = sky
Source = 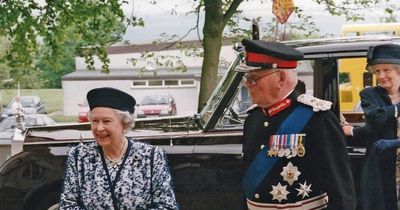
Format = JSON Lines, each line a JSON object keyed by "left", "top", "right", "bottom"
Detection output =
{"left": 122, "top": 0, "right": 390, "bottom": 44}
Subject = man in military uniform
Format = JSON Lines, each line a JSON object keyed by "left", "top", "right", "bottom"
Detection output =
{"left": 239, "top": 39, "right": 356, "bottom": 210}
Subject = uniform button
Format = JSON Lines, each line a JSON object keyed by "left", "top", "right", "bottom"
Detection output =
{"left": 260, "top": 145, "right": 265, "bottom": 149}
{"left": 254, "top": 193, "right": 260, "bottom": 199}
{"left": 264, "top": 122, "right": 269, "bottom": 127}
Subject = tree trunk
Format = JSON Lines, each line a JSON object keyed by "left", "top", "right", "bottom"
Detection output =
{"left": 198, "top": 0, "right": 224, "bottom": 111}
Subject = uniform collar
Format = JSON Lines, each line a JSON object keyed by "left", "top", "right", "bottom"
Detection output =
{"left": 263, "top": 89, "right": 298, "bottom": 116}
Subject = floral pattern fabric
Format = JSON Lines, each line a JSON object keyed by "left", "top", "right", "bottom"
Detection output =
{"left": 59, "top": 139, "right": 178, "bottom": 210}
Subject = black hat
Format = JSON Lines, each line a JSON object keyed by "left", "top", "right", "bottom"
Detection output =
{"left": 237, "top": 39, "right": 304, "bottom": 72}
{"left": 366, "top": 44, "right": 400, "bottom": 70}
{"left": 87, "top": 87, "right": 136, "bottom": 114}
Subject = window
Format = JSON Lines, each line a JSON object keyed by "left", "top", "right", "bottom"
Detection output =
{"left": 339, "top": 72, "right": 350, "bottom": 84}
{"left": 148, "top": 80, "right": 163, "bottom": 86}
{"left": 165, "top": 80, "right": 179, "bottom": 86}
{"left": 133, "top": 81, "right": 146, "bottom": 86}
{"left": 180, "top": 80, "right": 195, "bottom": 86}
{"left": 132, "top": 79, "right": 195, "bottom": 88}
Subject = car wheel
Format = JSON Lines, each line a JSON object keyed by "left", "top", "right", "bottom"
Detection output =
{"left": 22, "top": 180, "right": 61, "bottom": 210}
{"left": 23, "top": 191, "right": 60, "bottom": 210}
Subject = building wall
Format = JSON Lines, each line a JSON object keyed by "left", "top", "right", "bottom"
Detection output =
{"left": 62, "top": 78, "right": 200, "bottom": 117}
{"left": 74, "top": 45, "right": 237, "bottom": 70}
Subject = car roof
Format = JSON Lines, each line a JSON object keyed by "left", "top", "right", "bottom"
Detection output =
{"left": 11, "top": 95, "right": 40, "bottom": 100}
{"left": 284, "top": 36, "right": 400, "bottom": 58}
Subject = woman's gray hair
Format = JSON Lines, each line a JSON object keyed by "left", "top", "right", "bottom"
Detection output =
{"left": 114, "top": 109, "right": 135, "bottom": 131}
{"left": 395, "top": 64, "right": 400, "bottom": 71}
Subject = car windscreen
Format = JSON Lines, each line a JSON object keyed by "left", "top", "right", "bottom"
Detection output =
{"left": 6, "top": 97, "right": 35, "bottom": 108}
{"left": 141, "top": 96, "right": 169, "bottom": 105}
{"left": 20, "top": 98, "right": 35, "bottom": 107}
{"left": 0, "top": 118, "right": 17, "bottom": 131}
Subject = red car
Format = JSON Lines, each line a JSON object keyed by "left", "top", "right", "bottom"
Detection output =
{"left": 136, "top": 95, "right": 177, "bottom": 118}
{"left": 77, "top": 101, "right": 90, "bottom": 123}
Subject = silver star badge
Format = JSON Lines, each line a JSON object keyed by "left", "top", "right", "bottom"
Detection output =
{"left": 280, "top": 161, "right": 301, "bottom": 185}
{"left": 269, "top": 182, "right": 289, "bottom": 203}
{"left": 296, "top": 181, "right": 312, "bottom": 198}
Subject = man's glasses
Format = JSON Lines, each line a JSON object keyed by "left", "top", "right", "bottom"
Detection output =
{"left": 243, "top": 70, "right": 279, "bottom": 86}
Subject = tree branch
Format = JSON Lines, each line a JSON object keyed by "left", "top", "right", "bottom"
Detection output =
{"left": 161, "top": 3, "right": 202, "bottom": 50}
{"left": 223, "top": 0, "right": 244, "bottom": 26}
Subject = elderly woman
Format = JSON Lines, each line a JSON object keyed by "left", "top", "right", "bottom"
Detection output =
{"left": 359, "top": 44, "right": 400, "bottom": 210}
{"left": 60, "top": 87, "right": 178, "bottom": 210}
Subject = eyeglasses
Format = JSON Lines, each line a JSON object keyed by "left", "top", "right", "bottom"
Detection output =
{"left": 243, "top": 70, "right": 279, "bottom": 85}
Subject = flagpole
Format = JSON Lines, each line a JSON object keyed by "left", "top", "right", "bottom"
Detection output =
{"left": 275, "top": 19, "right": 280, "bottom": 41}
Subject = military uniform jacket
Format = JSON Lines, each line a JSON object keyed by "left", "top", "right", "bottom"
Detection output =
{"left": 242, "top": 92, "right": 356, "bottom": 210}
{"left": 360, "top": 86, "right": 399, "bottom": 210}
{"left": 59, "top": 139, "right": 178, "bottom": 210}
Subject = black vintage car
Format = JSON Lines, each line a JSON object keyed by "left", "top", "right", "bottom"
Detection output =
{"left": 1, "top": 36, "right": 400, "bottom": 210}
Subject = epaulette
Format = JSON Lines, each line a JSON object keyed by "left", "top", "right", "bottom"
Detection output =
{"left": 297, "top": 94, "right": 332, "bottom": 112}
{"left": 246, "top": 104, "right": 259, "bottom": 114}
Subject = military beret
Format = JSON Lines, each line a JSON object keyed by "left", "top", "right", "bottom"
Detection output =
{"left": 87, "top": 87, "right": 136, "bottom": 114}
{"left": 237, "top": 39, "right": 304, "bottom": 72}
{"left": 366, "top": 44, "right": 400, "bottom": 69}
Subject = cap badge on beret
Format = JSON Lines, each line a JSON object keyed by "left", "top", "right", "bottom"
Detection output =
{"left": 87, "top": 87, "right": 136, "bottom": 114}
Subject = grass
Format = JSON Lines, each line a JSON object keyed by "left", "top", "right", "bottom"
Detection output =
{"left": 0, "top": 89, "right": 76, "bottom": 123}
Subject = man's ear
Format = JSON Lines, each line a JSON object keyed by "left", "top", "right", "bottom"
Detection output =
{"left": 278, "top": 70, "right": 286, "bottom": 82}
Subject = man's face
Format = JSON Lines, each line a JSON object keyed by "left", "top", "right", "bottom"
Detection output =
{"left": 243, "top": 69, "right": 281, "bottom": 107}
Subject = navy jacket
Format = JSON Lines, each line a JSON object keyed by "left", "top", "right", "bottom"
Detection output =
{"left": 360, "top": 86, "right": 399, "bottom": 210}
{"left": 242, "top": 92, "right": 356, "bottom": 210}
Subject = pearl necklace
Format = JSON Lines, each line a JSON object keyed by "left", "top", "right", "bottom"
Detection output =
{"left": 389, "top": 93, "right": 400, "bottom": 104}
{"left": 103, "top": 138, "right": 128, "bottom": 164}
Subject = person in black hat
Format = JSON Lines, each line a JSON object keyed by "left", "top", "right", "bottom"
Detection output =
{"left": 60, "top": 87, "right": 178, "bottom": 210}
{"left": 356, "top": 44, "right": 400, "bottom": 210}
{"left": 239, "top": 39, "right": 356, "bottom": 210}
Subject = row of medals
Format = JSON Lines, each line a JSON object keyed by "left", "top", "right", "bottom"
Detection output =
{"left": 267, "top": 134, "right": 306, "bottom": 158}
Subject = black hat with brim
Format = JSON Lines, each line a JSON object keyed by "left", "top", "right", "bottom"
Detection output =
{"left": 366, "top": 44, "right": 400, "bottom": 69}
{"left": 236, "top": 39, "right": 304, "bottom": 72}
{"left": 87, "top": 87, "right": 136, "bottom": 114}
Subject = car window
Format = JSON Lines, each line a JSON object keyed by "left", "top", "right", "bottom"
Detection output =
{"left": 215, "top": 79, "right": 250, "bottom": 129}
{"left": 215, "top": 60, "right": 316, "bottom": 130}
{"left": 20, "top": 98, "right": 35, "bottom": 107}
{"left": 141, "top": 96, "right": 169, "bottom": 105}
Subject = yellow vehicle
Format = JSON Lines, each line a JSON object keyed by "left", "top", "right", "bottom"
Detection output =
{"left": 339, "top": 23, "right": 400, "bottom": 111}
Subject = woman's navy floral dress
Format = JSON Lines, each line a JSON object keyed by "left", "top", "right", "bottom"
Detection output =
{"left": 60, "top": 139, "right": 178, "bottom": 210}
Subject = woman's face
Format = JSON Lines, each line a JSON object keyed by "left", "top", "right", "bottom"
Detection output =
{"left": 89, "top": 107, "right": 125, "bottom": 148}
{"left": 372, "top": 64, "right": 400, "bottom": 91}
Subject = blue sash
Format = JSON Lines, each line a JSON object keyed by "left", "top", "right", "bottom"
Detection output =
{"left": 243, "top": 105, "right": 314, "bottom": 199}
